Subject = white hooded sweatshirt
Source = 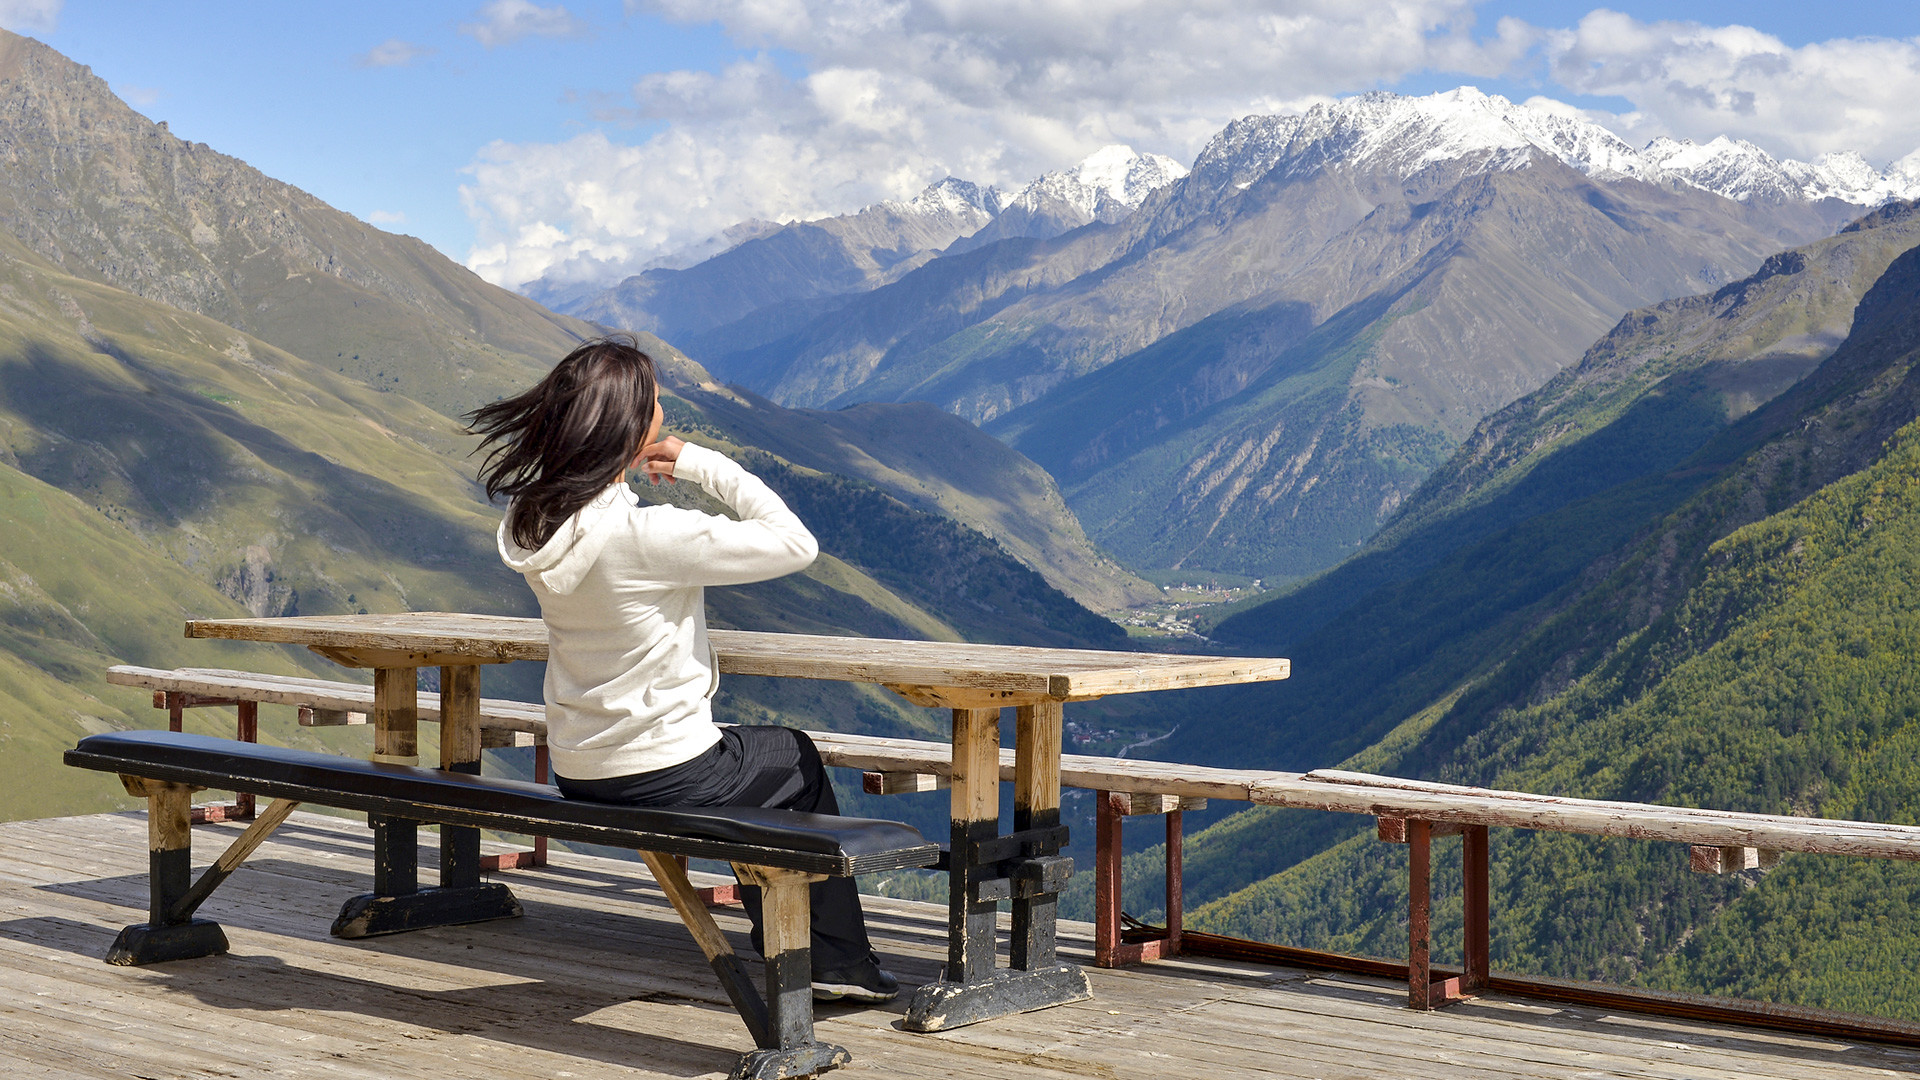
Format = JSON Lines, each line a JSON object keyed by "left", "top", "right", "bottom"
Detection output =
{"left": 497, "top": 442, "right": 818, "bottom": 780}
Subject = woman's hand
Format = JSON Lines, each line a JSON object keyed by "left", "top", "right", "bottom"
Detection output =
{"left": 635, "top": 434, "right": 686, "bottom": 484}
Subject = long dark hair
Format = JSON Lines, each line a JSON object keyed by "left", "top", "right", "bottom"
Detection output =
{"left": 467, "top": 336, "right": 658, "bottom": 551}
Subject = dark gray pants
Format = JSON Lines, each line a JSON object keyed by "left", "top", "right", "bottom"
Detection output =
{"left": 556, "top": 725, "right": 875, "bottom": 971}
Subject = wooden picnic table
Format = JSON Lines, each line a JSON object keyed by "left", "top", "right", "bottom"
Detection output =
{"left": 184, "top": 611, "right": 1290, "bottom": 1030}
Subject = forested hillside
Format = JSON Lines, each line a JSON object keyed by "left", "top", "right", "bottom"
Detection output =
{"left": 1089, "top": 208, "right": 1920, "bottom": 1019}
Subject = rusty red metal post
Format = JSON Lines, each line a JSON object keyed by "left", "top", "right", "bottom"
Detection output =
{"left": 163, "top": 692, "right": 258, "bottom": 823}
{"left": 1094, "top": 789, "right": 1124, "bottom": 967}
{"left": 1408, "top": 818, "right": 1433, "bottom": 1009}
{"left": 1405, "top": 818, "right": 1483, "bottom": 1009}
{"left": 481, "top": 741, "right": 554, "bottom": 873}
{"left": 1164, "top": 807, "right": 1184, "bottom": 954}
{"left": 1092, "top": 790, "right": 1185, "bottom": 968}
{"left": 1462, "top": 824, "right": 1489, "bottom": 995}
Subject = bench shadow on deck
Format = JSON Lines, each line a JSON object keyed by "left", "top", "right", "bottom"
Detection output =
{"left": 2, "top": 811, "right": 1915, "bottom": 1080}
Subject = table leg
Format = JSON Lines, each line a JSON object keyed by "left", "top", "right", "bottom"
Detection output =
{"left": 331, "top": 664, "right": 520, "bottom": 938}
{"left": 370, "top": 666, "right": 419, "bottom": 898}
{"left": 949, "top": 706, "right": 1001, "bottom": 982}
{"left": 903, "top": 702, "right": 1090, "bottom": 1032}
{"left": 1010, "top": 700, "right": 1062, "bottom": 970}
{"left": 438, "top": 664, "right": 483, "bottom": 889}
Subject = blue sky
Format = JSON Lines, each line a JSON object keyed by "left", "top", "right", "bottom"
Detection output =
{"left": 26, "top": 2, "right": 1920, "bottom": 288}
{"left": 38, "top": 2, "right": 738, "bottom": 268}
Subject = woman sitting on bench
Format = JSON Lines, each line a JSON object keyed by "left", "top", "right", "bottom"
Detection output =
{"left": 470, "top": 336, "right": 898, "bottom": 1004}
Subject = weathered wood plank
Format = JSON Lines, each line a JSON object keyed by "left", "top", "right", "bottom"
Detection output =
{"left": 108, "top": 666, "right": 549, "bottom": 733}
{"left": 1259, "top": 775, "right": 1920, "bottom": 859}
{"left": 807, "top": 730, "right": 1277, "bottom": 800}
{"left": 1311, "top": 769, "right": 1920, "bottom": 836}
{"left": 182, "top": 615, "right": 1290, "bottom": 700}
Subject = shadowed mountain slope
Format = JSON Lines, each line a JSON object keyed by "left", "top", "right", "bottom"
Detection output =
{"left": 1204, "top": 200, "right": 1920, "bottom": 653}
{"left": 1082, "top": 217, "right": 1920, "bottom": 1019}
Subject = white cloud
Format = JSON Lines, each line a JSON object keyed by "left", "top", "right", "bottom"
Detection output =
{"left": 367, "top": 210, "right": 407, "bottom": 225}
{"left": 1544, "top": 11, "right": 1920, "bottom": 163}
{"left": 0, "top": 0, "right": 59, "bottom": 34}
{"left": 356, "top": 38, "right": 435, "bottom": 69}
{"left": 459, "top": 0, "right": 588, "bottom": 48}
{"left": 466, "top": 0, "right": 1535, "bottom": 287}
{"left": 464, "top": 3, "right": 1920, "bottom": 292}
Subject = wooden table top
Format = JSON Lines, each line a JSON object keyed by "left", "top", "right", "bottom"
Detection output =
{"left": 185, "top": 612, "right": 1289, "bottom": 704}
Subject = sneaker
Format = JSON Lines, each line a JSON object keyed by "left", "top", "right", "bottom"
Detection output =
{"left": 812, "top": 955, "right": 900, "bottom": 1003}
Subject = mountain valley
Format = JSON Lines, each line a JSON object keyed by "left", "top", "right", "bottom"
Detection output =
{"left": 564, "top": 88, "right": 1917, "bottom": 583}
{"left": 1069, "top": 199, "right": 1920, "bottom": 1019}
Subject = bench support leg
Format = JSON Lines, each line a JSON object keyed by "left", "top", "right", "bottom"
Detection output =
{"left": 168, "top": 798, "right": 301, "bottom": 923}
{"left": 640, "top": 852, "right": 772, "bottom": 1046}
{"left": 905, "top": 705, "right": 1089, "bottom": 1033}
{"left": 949, "top": 706, "right": 1001, "bottom": 983}
{"left": 1010, "top": 701, "right": 1064, "bottom": 971}
{"left": 438, "top": 665, "right": 485, "bottom": 891}
{"left": 1405, "top": 820, "right": 1491, "bottom": 1010}
{"left": 107, "top": 776, "right": 229, "bottom": 966}
{"left": 731, "top": 863, "right": 850, "bottom": 1080}
{"left": 1093, "top": 791, "right": 1188, "bottom": 968}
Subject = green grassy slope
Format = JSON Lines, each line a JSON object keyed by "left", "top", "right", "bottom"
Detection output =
{"left": 0, "top": 30, "right": 1147, "bottom": 833}
{"left": 0, "top": 30, "right": 594, "bottom": 419}
{"left": 0, "top": 219, "right": 1123, "bottom": 823}
{"left": 0, "top": 28, "right": 1136, "bottom": 624}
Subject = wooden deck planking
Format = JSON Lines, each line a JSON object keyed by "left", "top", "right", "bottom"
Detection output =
{"left": 1, "top": 811, "right": 1914, "bottom": 1079}
{"left": 1213, "top": 979, "right": 1911, "bottom": 1076}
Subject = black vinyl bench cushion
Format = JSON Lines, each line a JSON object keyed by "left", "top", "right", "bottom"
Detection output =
{"left": 68, "top": 730, "right": 940, "bottom": 877}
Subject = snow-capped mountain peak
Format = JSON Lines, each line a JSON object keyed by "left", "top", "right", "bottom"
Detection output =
{"left": 1072, "top": 145, "right": 1189, "bottom": 207}
{"left": 1004, "top": 145, "right": 1189, "bottom": 219}
{"left": 889, "top": 176, "right": 1007, "bottom": 220}
{"left": 1183, "top": 87, "right": 1920, "bottom": 211}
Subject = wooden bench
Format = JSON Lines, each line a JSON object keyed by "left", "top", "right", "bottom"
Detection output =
{"left": 65, "top": 729, "right": 938, "bottom": 1080}
{"left": 111, "top": 665, "right": 553, "bottom": 867}
{"left": 1250, "top": 769, "right": 1920, "bottom": 1010}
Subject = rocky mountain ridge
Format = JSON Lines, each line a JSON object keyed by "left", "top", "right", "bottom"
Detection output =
{"left": 1173, "top": 88, "right": 1920, "bottom": 212}
{"left": 679, "top": 85, "right": 1851, "bottom": 578}
{"left": 549, "top": 145, "right": 1185, "bottom": 350}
